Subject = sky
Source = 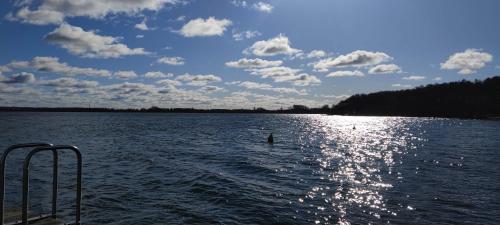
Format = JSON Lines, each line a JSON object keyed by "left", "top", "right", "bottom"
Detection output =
{"left": 0, "top": 0, "right": 499, "bottom": 109}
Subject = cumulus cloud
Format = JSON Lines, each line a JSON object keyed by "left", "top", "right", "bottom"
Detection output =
{"left": 114, "top": 71, "right": 138, "bottom": 79}
{"left": 402, "top": 75, "right": 426, "bottom": 81}
{"left": 105, "top": 82, "right": 157, "bottom": 97}
{"left": 249, "top": 66, "right": 320, "bottom": 86}
{"left": 225, "top": 58, "right": 282, "bottom": 68}
{"left": 176, "top": 74, "right": 222, "bottom": 86}
{"left": 45, "top": 23, "right": 148, "bottom": 58}
{"left": 238, "top": 81, "right": 272, "bottom": 89}
{"left": 232, "top": 30, "right": 261, "bottom": 41}
{"left": 313, "top": 50, "right": 392, "bottom": 72}
{"left": 326, "top": 70, "right": 364, "bottom": 77}
{"left": 200, "top": 85, "right": 224, "bottom": 93}
{"left": 368, "top": 64, "right": 402, "bottom": 74}
{"left": 253, "top": 2, "right": 273, "bottom": 13}
{"left": 157, "top": 57, "right": 185, "bottom": 65}
{"left": 6, "top": 7, "right": 64, "bottom": 25}
{"left": 155, "top": 79, "right": 182, "bottom": 93}
{"left": 6, "top": 0, "right": 179, "bottom": 25}
{"left": 2, "top": 56, "right": 111, "bottom": 77}
{"left": 156, "top": 79, "right": 182, "bottom": 87}
{"left": 0, "top": 72, "right": 36, "bottom": 84}
{"left": 245, "top": 34, "right": 301, "bottom": 57}
{"left": 40, "top": 77, "right": 99, "bottom": 89}
{"left": 134, "top": 19, "right": 150, "bottom": 30}
{"left": 440, "top": 49, "right": 492, "bottom": 74}
{"left": 144, "top": 71, "right": 173, "bottom": 78}
{"left": 179, "top": 17, "right": 232, "bottom": 37}
{"left": 278, "top": 73, "right": 321, "bottom": 86}
{"left": 0, "top": 83, "right": 37, "bottom": 95}
{"left": 250, "top": 66, "right": 301, "bottom": 79}
{"left": 238, "top": 81, "right": 306, "bottom": 95}
{"left": 307, "top": 50, "right": 327, "bottom": 58}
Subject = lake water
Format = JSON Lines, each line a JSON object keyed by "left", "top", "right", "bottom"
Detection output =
{"left": 0, "top": 112, "right": 499, "bottom": 225}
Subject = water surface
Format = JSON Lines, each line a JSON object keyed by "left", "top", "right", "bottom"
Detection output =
{"left": 0, "top": 112, "right": 498, "bottom": 224}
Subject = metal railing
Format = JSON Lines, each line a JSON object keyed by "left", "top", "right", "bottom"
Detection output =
{"left": 0, "top": 144, "right": 82, "bottom": 225}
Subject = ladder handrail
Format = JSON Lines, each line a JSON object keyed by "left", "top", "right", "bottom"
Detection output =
{"left": 0, "top": 143, "right": 53, "bottom": 225}
{"left": 22, "top": 145, "right": 82, "bottom": 225}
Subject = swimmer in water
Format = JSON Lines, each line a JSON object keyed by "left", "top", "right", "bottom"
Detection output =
{"left": 267, "top": 133, "right": 274, "bottom": 144}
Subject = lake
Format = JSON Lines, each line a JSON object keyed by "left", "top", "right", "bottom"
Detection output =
{"left": 0, "top": 112, "right": 499, "bottom": 224}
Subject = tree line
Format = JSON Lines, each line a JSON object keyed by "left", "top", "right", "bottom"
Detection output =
{"left": 331, "top": 76, "right": 500, "bottom": 119}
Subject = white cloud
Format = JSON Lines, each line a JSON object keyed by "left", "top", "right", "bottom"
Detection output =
{"left": 249, "top": 66, "right": 320, "bottom": 86}
{"left": 239, "top": 81, "right": 272, "bottom": 89}
{"left": 0, "top": 72, "right": 36, "bottom": 84}
{"left": 326, "top": 70, "right": 364, "bottom": 77}
{"left": 250, "top": 66, "right": 301, "bottom": 79}
{"left": 156, "top": 79, "right": 182, "bottom": 93}
{"left": 0, "top": 83, "right": 36, "bottom": 95}
{"left": 156, "top": 79, "right": 182, "bottom": 87}
{"left": 368, "top": 64, "right": 402, "bottom": 74}
{"left": 232, "top": 30, "right": 261, "bottom": 41}
{"left": 179, "top": 17, "right": 232, "bottom": 37}
{"left": 238, "top": 81, "right": 306, "bottom": 95}
{"left": 176, "top": 74, "right": 222, "bottom": 86}
{"left": 392, "top": 84, "right": 412, "bottom": 88}
{"left": 225, "top": 58, "right": 282, "bottom": 68}
{"left": 45, "top": 23, "right": 148, "bottom": 58}
{"left": 136, "top": 35, "right": 145, "bottom": 39}
{"left": 318, "top": 94, "right": 351, "bottom": 99}
{"left": 6, "top": 7, "right": 64, "bottom": 25}
{"left": 313, "top": 50, "right": 392, "bottom": 72}
{"left": 40, "top": 77, "right": 99, "bottom": 89}
{"left": 157, "top": 56, "right": 185, "bottom": 65}
{"left": 200, "top": 86, "right": 224, "bottom": 93}
{"left": 3, "top": 56, "right": 111, "bottom": 77}
{"left": 440, "top": 49, "right": 492, "bottom": 74}
{"left": 402, "top": 75, "right": 426, "bottom": 81}
{"left": 231, "top": 0, "right": 248, "bottom": 7}
{"left": 307, "top": 50, "right": 327, "bottom": 58}
{"left": 144, "top": 71, "right": 173, "bottom": 78}
{"left": 114, "top": 71, "right": 138, "bottom": 79}
{"left": 134, "top": 19, "right": 150, "bottom": 31}
{"left": 245, "top": 34, "right": 301, "bottom": 57}
{"left": 433, "top": 77, "right": 442, "bottom": 81}
{"left": 105, "top": 82, "right": 157, "bottom": 97}
{"left": 253, "top": 2, "right": 273, "bottom": 13}
{"left": 6, "top": 0, "right": 180, "bottom": 25}
{"left": 277, "top": 73, "right": 321, "bottom": 86}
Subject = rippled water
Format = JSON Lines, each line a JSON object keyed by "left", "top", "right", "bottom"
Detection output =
{"left": 0, "top": 112, "right": 499, "bottom": 224}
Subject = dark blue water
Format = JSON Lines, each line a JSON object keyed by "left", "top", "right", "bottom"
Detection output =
{"left": 0, "top": 112, "right": 499, "bottom": 224}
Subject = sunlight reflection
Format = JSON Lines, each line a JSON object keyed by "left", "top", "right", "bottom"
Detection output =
{"left": 296, "top": 115, "right": 424, "bottom": 224}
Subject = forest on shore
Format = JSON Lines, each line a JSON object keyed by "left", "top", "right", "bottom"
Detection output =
{"left": 331, "top": 76, "right": 500, "bottom": 119}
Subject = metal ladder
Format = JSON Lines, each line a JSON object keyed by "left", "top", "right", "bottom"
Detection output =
{"left": 0, "top": 143, "right": 82, "bottom": 225}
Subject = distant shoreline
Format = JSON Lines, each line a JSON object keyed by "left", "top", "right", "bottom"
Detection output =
{"left": 2, "top": 77, "right": 499, "bottom": 121}
{"left": 0, "top": 106, "right": 331, "bottom": 114}
{"left": 1, "top": 106, "right": 499, "bottom": 121}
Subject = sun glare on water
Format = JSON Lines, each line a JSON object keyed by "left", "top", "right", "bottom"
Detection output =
{"left": 294, "top": 115, "right": 425, "bottom": 225}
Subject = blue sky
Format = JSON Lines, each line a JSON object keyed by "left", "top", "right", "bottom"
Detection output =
{"left": 0, "top": 0, "right": 499, "bottom": 109}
